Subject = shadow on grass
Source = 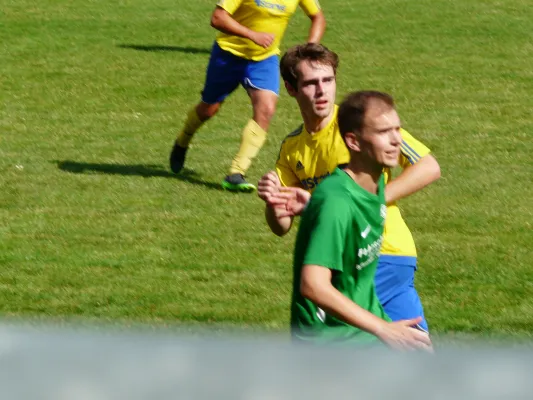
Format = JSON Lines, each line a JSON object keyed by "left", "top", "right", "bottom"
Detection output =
{"left": 118, "top": 44, "right": 211, "bottom": 54}
{"left": 55, "top": 160, "right": 223, "bottom": 191}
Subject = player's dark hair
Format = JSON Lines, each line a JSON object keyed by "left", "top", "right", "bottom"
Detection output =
{"left": 280, "top": 43, "right": 339, "bottom": 89}
{"left": 337, "top": 91, "right": 395, "bottom": 138}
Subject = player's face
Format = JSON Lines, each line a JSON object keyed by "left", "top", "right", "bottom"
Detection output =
{"left": 359, "top": 105, "right": 402, "bottom": 168}
{"left": 293, "top": 60, "right": 336, "bottom": 119}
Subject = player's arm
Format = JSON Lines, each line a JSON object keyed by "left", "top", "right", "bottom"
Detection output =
{"left": 258, "top": 144, "right": 303, "bottom": 236}
{"left": 258, "top": 171, "right": 296, "bottom": 236}
{"left": 264, "top": 186, "right": 311, "bottom": 235}
{"left": 385, "top": 155, "right": 440, "bottom": 203}
{"left": 300, "top": 265, "right": 432, "bottom": 351}
{"left": 385, "top": 129, "right": 441, "bottom": 204}
{"left": 268, "top": 186, "right": 311, "bottom": 218}
{"left": 266, "top": 203, "right": 294, "bottom": 236}
{"left": 301, "top": 265, "right": 389, "bottom": 335}
{"left": 306, "top": 11, "right": 325, "bottom": 43}
{"left": 299, "top": 0, "right": 326, "bottom": 43}
{"left": 211, "top": 4, "right": 274, "bottom": 48}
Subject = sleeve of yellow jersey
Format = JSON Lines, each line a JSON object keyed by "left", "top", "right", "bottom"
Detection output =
{"left": 399, "top": 128, "right": 431, "bottom": 169}
{"left": 275, "top": 144, "right": 301, "bottom": 188}
{"left": 299, "top": 0, "right": 321, "bottom": 16}
{"left": 216, "top": 0, "right": 244, "bottom": 15}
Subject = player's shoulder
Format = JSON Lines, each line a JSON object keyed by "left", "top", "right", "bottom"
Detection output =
{"left": 279, "top": 124, "right": 304, "bottom": 148}
{"left": 399, "top": 127, "right": 431, "bottom": 160}
{"left": 309, "top": 183, "right": 352, "bottom": 217}
{"left": 400, "top": 128, "right": 416, "bottom": 141}
{"left": 285, "top": 124, "right": 304, "bottom": 140}
{"left": 312, "top": 170, "right": 348, "bottom": 199}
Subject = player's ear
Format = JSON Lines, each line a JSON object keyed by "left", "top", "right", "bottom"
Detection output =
{"left": 344, "top": 131, "right": 361, "bottom": 152}
{"left": 284, "top": 80, "right": 297, "bottom": 97}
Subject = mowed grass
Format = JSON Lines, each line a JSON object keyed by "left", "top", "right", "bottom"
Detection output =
{"left": 1, "top": 0, "right": 532, "bottom": 341}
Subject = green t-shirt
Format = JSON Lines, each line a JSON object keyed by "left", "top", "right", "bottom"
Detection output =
{"left": 290, "top": 167, "right": 390, "bottom": 344}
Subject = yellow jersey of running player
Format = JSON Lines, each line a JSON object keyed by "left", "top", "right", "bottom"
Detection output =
{"left": 215, "top": 0, "right": 321, "bottom": 61}
{"left": 276, "top": 105, "right": 431, "bottom": 258}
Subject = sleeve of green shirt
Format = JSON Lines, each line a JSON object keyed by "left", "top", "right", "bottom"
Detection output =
{"left": 302, "top": 194, "right": 350, "bottom": 272}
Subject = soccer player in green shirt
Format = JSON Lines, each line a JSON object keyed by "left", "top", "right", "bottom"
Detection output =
{"left": 278, "top": 91, "right": 432, "bottom": 349}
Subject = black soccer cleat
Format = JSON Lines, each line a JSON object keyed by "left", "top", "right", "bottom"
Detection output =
{"left": 169, "top": 142, "right": 188, "bottom": 174}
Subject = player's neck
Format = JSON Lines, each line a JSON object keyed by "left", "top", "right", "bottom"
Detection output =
{"left": 302, "top": 109, "right": 334, "bottom": 134}
{"left": 343, "top": 160, "right": 383, "bottom": 194}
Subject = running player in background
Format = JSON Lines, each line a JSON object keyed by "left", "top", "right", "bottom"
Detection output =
{"left": 258, "top": 43, "right": 441, "bottom": 332}
{"left": 170, "top": 0, "right": 325, "bottom": 192}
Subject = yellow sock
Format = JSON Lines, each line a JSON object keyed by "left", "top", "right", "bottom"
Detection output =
{"left": 229, "top": 119, "right": 267, "bottom": 176}
{"left": 176, "top": 107, "right": 204, "bottom": 148}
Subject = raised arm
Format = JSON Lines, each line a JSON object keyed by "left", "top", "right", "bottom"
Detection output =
{"left": 385, "top": 154, "right": 441, "bottom": 204}
{"left": 385, "top": 129, "right": 441, "bottom": 204}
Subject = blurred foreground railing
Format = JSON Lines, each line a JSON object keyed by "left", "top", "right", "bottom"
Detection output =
{"left": 0, "top": 323, "right": 532, "bottom": 400}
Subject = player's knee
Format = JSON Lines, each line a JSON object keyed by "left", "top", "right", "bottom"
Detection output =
{"left": 262, "top": 101, "right": 277, "bottom": 121}
{"left": 254, "top": 102, "right": 276, "bottom": 127}
{"left": 196, "top": 102, "right": 221, "bottom": 121}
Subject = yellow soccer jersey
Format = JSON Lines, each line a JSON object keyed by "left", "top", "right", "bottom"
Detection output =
{"left": 276, "top": 106, "right": 349, "bottom": 191}
{"left": 215, "top": 0, "right": 321, "bottom": 61}
{"left": 380, "top": 129, "right": 430, "bottom": 256}
{"left": 276, "top": 113, "right": 431, "bottom": 257}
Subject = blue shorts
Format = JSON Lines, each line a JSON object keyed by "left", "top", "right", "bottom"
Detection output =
{"left": 374, "top": 255, "right": 429, "bottom": 332}
{"left": 201, "top": 42, "right": 280, "bottom": 104}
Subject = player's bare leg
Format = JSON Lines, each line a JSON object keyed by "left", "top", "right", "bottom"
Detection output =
{"left": 170, "top": 101, "right": 222, "bottom": 174}
{"left": 222, "top": 89, "right": 277, "bottom": 192}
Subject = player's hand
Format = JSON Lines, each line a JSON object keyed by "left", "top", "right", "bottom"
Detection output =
{"left": 268, "top": 186, "right": 311, "bottom": 217}
{"left": 250, "top": 32, "right": 275, "bottom": 48}
{"left": 257, "top": 171, "right": 281, "bottom": 203}
{"left": 376, "top": 317, "right": 434, "bottom": 353}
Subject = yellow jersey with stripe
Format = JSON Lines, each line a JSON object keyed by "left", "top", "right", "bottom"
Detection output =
{"left": 215, "top": 0, "right": 321, "bottom": 61}
{"left": 276, "top": 108, "right": 431, "bottom": 257}
{"left": 381, "top": 130, "right": 430, "bottom": 256}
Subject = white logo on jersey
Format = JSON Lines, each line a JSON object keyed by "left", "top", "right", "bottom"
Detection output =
{"left": 356, "top": 236, "right": 384, "bottom": 270}
{"left": 361, "top": 225, "right": 371, "bottom": 238}
{"left": 316, "top": 307, "right": 326, "bottom": 323}
{"left": 380, "top": 204, "right": 387, "bottom": 223}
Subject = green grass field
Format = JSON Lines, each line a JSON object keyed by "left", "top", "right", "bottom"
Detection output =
{"left": 2, "top": 0, "right": 532, "bottom": 342}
